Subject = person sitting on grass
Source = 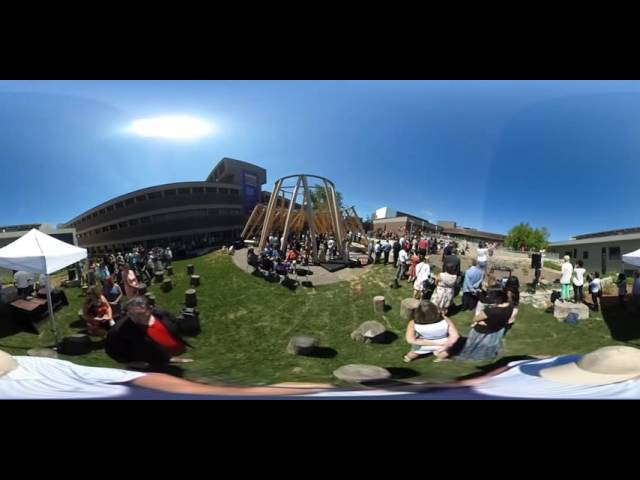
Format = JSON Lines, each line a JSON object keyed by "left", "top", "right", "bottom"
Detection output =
{"left": 103, "top": 275, "right": 124, "bottom": 318}
{"left": 457, "top": 289, "right": 518, "bottom": 361}
{"left": 0, "top": 349, "right": 332, "bottom": 399}
{"left": 105, "top": 296, "right": 191, "bottom": 367}
{"left": 403, "top": 301, "right": 460, "bottom": 363}
{"left": 247, "top": 248, "right": 260, "bottom": 272}
{"left": 83, "top": 285, "right": 113, "bottom": 337}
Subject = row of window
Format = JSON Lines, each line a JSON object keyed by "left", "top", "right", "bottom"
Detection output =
{"left": 570, "top": 247, "right": 621, "bottom": 261}
{"left": 77, "top": 208, "right": 243, "bottom": 239}
{"left": 72, "top": 186, "right": 240, "bottom": 226}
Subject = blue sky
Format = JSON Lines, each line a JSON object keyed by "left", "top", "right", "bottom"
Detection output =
{"left": 0, "top": 80, "right": 639, "bottom": 241}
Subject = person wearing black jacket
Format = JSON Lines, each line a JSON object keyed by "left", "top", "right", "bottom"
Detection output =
{"left": 105, "top": 296, "right": 192, "bottom": 367}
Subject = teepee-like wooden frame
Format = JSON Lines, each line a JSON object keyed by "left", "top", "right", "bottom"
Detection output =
{"left": 241, "top": 174, "right": 367, "bottom": 261}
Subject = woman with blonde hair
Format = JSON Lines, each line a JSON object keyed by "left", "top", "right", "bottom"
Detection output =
{"left": 560, "top": 255, "right": 573, "bottom": 302}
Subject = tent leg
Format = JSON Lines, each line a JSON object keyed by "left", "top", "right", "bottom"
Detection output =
{"left": 46, "top": 275, "right": 59, "bottom": 348}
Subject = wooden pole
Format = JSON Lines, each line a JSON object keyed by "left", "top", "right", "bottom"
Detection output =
{"left": 300, "top": 175, "right": 319, "bottom": 263}
{"left": 258, "top": 178, "right": 282, "bottom": 252}
{"left": 280, "top": 176, "right": 302, "bottom": 254}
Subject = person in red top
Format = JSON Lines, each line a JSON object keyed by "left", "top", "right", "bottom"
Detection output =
{"left": 106, "top": 296, "right": 191, "bottom": 367}
{"left": 286, "top": 248, "right": 299, "bottom": 263}
{"left": 417, "top": 238, "right": 428, "bottom": 256}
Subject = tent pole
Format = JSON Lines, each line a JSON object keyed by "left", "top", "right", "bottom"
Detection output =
{"left": 46, "top": 274, "right": 59, "bottom": 348}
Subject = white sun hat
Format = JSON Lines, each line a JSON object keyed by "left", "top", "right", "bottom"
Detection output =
{"left": 540, "top": 346, "right": 640, "bottom": 385}
{"left": 0, "top": 350, "right": 18, "bottom": 377}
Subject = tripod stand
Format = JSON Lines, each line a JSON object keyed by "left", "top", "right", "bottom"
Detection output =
{"left": 529, "top": 268, "right": 548, "bottom": 293}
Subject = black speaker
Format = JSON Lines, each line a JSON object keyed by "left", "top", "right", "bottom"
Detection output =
{"left": 531, "top": 253, "right": 542, "bottom": 269}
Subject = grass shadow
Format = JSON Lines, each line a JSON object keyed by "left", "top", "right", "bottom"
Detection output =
{"left": 599, "top": 296, "right": 640, "bottom": 342}
{"left": 453, "top": 355, "right": 539, "bottom": 381}
{"left": 263, "top": 273, "right": 282, "bottom": 284}
{"left": 0, "top": 315, "right": 23, "bottom": 340}
{"left": 371, "top": 331, "right": 398, "bottom": 344}
{"left": 281, "top": 278, "right": 299, "bottom": 291}
{"left": 304, "top": 347, "right": 338, "bottom": 359}
{"left": 294, "top": 269, "right": 313, "bottom": 277}
{"left": 301, "top": 281, "right": 314, "bottom": 288}
{"left": 383, "top": 304, "right": 392, "bottom": 312}
{"left": 385, "top": 367, "right": 420, "bottom": 379}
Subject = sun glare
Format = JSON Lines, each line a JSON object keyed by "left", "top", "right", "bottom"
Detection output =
{"left": 129, "top": 116, "right": 214, "bottom": 139}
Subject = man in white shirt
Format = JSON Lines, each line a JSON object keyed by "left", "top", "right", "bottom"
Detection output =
{"left": 327, "top": 238, "right": 336, "bottom": 261}
{"left": 393, "top": 245, "right": 410, "bottom": 288}
{"left": 13, "top": 270, "right": 33, "bottom": 297}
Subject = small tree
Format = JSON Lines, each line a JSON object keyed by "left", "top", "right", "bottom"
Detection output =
{"left": 308, "top": 184, "right": 344, "bottom": 211}
{"left": 505, "top": 222, "right": 549, "bottom": 251}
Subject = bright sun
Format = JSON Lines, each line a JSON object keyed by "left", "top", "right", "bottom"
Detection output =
{"left": 129, "top": 115, "right": 214, "bottom": 139}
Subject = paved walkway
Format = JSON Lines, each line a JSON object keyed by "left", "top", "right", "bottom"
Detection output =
{"left": 230, "top": 248, "right": 370, "bottom": 286}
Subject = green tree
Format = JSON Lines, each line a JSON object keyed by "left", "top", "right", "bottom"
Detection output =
{"left": 505, "top": 222, "right": 550, "bottom": 251}
{"left": 308, "top": 184, "right": 344, "bottom": 211}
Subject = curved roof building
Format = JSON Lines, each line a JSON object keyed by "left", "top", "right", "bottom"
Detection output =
{"left": 63, "top": 158, "right": 266, "bottom": 255}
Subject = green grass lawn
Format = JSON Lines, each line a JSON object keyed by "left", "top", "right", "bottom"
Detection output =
{"left": 0, "top": 251, "right": 634, "bottom": 386}
{"left": 544, "top": 260, "right": 561, "bottom": 271}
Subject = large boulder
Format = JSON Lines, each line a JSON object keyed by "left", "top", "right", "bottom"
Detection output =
{"left": 553, "top": 300, "right": 590, "bottom": 321}
{"left": 286, "top": 335, "right": 319, "bottom": 355}
{"left": 350, "top": 321, "right": 386, "bottom": 343}
{"left": 400, "top": 298, "right": 420, "bottom": 320}
{"left": 333, "top": 364, "right": 391, "bottom": 383}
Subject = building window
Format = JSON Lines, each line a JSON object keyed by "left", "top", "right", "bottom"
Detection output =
{"left": 102, "top": 227, "right": 109, "bottom": 233}
{"left": 124, "top": 198, "right": 134, "bottom": 206}
{"left": 140, "top": 217, "right": 151, "bottom": 224}
{"left": 205, "top": 187, "right": 217, "bottom": 193}
{"left": 219, "top": 187, "right": 228, "bottom": 194}
{"left": 165, "top": 189, "right": 176, "bottom": 196}
{"left": 109, "top": 224, "right": 117, "bottom": 231}
{"left": 230, "top": 189, "right": 239, "bottom": 196}
{"left": 192, "top": 187, "right": 205, "bottom": 194}
{"left": 148, "top": 191, "right": 162, "bottom": 199}
{"left": 583, "top": 251, "right": 589, "bottom": 259}
{"left": 178, "top": 188, "right": 191, "bottom": 195}
{"left": 609, "top": 247, "right": 621, "bottom": 260}
{"left": 106, "top": 205, "right": 114, "bottom": 212}
{"left": 129, "top": 219, "right": 139, "bottom": 226}
{"left": 118, "top": 222, "right": 128, "bottom": 229}
{"left": 115, "top": 202, "right": 124, "bottom": 209}
{"left": 208, "top": 209, "right": 218, "bottom": 215}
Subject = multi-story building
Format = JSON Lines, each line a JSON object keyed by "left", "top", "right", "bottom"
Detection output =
{"left": 63, "top": 158, "right": 266, "bottom": 255}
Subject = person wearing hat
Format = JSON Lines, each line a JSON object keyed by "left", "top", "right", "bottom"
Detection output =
{"left": 370, "top": 346, "right": 640, "bottom": 399}
{"left": 0, "top": 349, "right": 332, "bottom": 399}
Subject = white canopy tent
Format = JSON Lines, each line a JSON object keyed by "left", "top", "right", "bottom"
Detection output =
{"left": 622, "top": 248, "right": 640, "bottom": 268}
{"left": 0, "top": 229, "right": 87, "bottom": 345}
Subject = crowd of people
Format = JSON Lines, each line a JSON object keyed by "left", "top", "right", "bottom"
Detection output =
{"left": 360, "top": 231, "right": 521, "bottom": 364}
{"left": 246, "top": 231, "right": 356, "bottom": 279}
{"left": 558, "top": 255, "right": 640, "bottom": 312}
{"left": 65, "top": 245, "right": 194, "bottom": 369}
